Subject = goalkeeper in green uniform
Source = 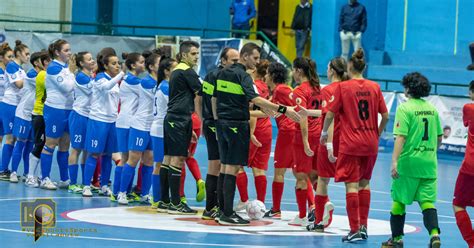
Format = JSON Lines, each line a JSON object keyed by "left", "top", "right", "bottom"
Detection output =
{"left": 382, "top": 72, "right": 442, "bottom": 248}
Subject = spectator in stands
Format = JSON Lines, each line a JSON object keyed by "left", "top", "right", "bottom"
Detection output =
{"left": 468, "top": 42, "right": 474, "bottom": 71}
{"left": 230, "top": 0, "right": 257, "bottom": 39}
{"left": 339, "top": 0, "right": 367, "bottom": 61}
{"left": 291, "top": 0, "right": 312, "bottom": 58}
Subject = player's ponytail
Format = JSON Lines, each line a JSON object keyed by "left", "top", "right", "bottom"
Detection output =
{"left": 349, "top": 48, "right": 366, "bottom": 74}
{"left": 157, "top": 57, "right": 176, "bottom": 85}
{"left": 13, "top": 40, "right": 28, "bottom": 57}
{"left": 123, "top": 52, "right": 142, "bottom": 71}
{"left": 329, "top": 57, "right": 349, "bottom": 81}
{"left": 48, "top": 39, "right": 68, "bottom": 59}
{"left": 293, "top": 57, "right": 320, "bottom": 88}
{"left": 0, "top": 42, "right": 12, "bottom": 57}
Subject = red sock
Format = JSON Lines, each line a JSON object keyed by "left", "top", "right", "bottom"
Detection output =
{"left": 254, "top": 175, "right": 267, "bottom": 203}
{"left": 272, "top": 181, "right": 284, "bottom": 211}
{"left": 136, "top": 162, "right": 143, "bottom": 192}
{"left": 236, "top": 171, "right": 249, "bottom": 202}
{"left": 359, "top": 189, "right": 371, "bottom": 226}
{"left": 92, "top": 157, "right": 101, "bottom": 186}
{"left": 179, "top": 167, "right": 186, "bottom": 197}
{"left": 315, "top": 195, "right": 329, "bottom": 224}
{"left": 455, "top": 210, "right": 474, "bottom": 246}
{"left": 296, "top": 188, "right": 307, "bottom": 218}
{"left": 346, "top": 193, "right": 360, "bottom": 233}
{"left": 185, "top": 157, "right": 202, "bottom": 181}
{"left": 306, "top": 179, "right": 315, "bottom": 208}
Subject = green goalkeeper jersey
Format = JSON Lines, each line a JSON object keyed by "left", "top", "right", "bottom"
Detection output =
{"left": 393, "top": 98, "right": 443, "bottom": 178}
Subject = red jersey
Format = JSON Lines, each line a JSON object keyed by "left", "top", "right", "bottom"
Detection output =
{"left": 191, "top": 112, "right": 201, "bottom": 130}
{"left": 293, "top": 81, "right": 321, "bottom": 133}
{"left": 271, "top": 84, "right": 296, "bottom": 131}
{"left": 321, "top": 83, "right": 341, "bottom": 153}
{"left": 254, "top": 79, "right": 272, "bottom": 131}
{"left": 461, "top": 103, "right": 474, "bottom": 175}
{"left": 328, "top": 79, "right": 388, "bottom": 156}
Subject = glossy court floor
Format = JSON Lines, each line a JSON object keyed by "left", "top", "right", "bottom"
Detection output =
{"left": 0, "top": 136, "right": 471, "bottom": 248}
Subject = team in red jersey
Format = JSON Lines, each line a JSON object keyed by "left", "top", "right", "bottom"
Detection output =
{"left": 453, "top": 80, "right": 474, "bottom": 247}
{"left": 321, "top": 49, "right": 389, "bottom": 242}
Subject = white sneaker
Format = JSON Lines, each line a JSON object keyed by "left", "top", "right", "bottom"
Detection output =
{"left": 40, "top": 177, "right": 57, "bottom": 190}
{"left": 82, "top": 186, "right": 93, "bottom": 197}
{"left": 234, "top": 200, "right": 249, "bottom": 212}
{"left": 117, "top": 192, "right": 129, "bottom": 205}
{"left": 140, "top": 195, "right": 151, "bottom": 204}
{"left": 9, "top": 172, "right": 19, "bottom": 183}
{"left": 322, "top": 201, "right": 335, "bottom": 226}
{"left": 57, "top": 180, "right": 70, "bottom": 189}
{"left": 25, "top": 176, "right": 39, "bottom": 187}
{"left": 99, "top": 185, "right": 112, "bottom": 196}
{"left": 288, "top": 215, "right": 308, "bottom": 226}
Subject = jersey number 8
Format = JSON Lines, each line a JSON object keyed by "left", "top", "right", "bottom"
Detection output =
{"left": 358, "top": 100, "right": 369, "bottom": 120}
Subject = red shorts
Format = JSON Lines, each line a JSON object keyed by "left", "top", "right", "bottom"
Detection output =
{"left": 248, "top": 127, "right": 272, "bottom": 170}
{"left": 334, "top": 153, "right": 377, "bottom": 183}
{"left": 292, "top": 131, "right": 319, "bottom": 174}
{"left": 188, "top": 128, "right": 201, "bottom": 156}
{"left": 316, "top": 144, "right": 336, "bottom": 178}
{"left": 453, "top": 171, "right": 474, "bottom": 207}
{"left": 274, "top": 130, "right": 295, "bottom": 169}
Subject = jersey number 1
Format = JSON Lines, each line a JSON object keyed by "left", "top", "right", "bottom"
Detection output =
{"left": 422, "top": 118, "right": 429, "bottom": 141}
{"left": 358, "top": 100, "right": 369, "bottom": 120}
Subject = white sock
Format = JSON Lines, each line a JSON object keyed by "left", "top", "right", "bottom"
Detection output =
{"left": 28, "top": 153, "right": 40, "bottom": 178}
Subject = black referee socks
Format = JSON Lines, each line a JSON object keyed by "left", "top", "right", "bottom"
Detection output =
{"left": 223, "top": 174, "right": 237, "bottom": 217}
{"left": 168, "top": 165, "right": 182, "bottom": 206}
{"left": 217, "top": 174, "right": 225, "bottom": 211}
{"left": 160, "top": 165, "right": 170, "bottom": 203}
{"left": 205, "top": 174, "right": 218, "bottom": 211}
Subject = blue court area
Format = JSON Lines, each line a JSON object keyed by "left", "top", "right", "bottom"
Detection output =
{"left": 0, "top": 136, "right": 471, "bottom": 248}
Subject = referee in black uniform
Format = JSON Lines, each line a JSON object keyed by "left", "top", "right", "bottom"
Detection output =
{"left": 212, "top": 43, "right": 302, "bottom": 225}
{"left": 163, "top": 41, "right": 202, "bottom": 214}
{"left": 201, "top": 47, "right": 240, "bottom": 220}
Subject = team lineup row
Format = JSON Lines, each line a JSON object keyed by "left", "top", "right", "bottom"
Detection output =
{"left": 0, "top": 39, "right": 473, "bottom": 247}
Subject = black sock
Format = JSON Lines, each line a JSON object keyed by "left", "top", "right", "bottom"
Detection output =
{"left": 168, "top": 165, "right": 182, "bottom": 206}
{"left": 422, "top": 208, "right": 440, "bottom": 235}
{"left": 390, "top": 213, "right": 406, "bottom": 238}
{"left": 223, "top": 173, "right": 237, "bottom": 217}
{"left": 217, "top": 173, "right": 225, "bottom": 211}
{"left": 159, "top": 165, "right": 170, "bottom": 203}
{"left": 205, "top": 174, "right": 218, "bottom": 211}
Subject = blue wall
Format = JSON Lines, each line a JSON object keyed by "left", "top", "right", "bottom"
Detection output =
{"left": 71, "top": 0, "right": 98, "bottom": 34}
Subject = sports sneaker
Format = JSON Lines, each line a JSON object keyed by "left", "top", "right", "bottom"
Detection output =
{"left": 180, "top": 196, "right": 187, "bottom": 204}
{"left": 0, "top": 170, "right": 11, "bottom": 181}
{"left": 82, "top": 186, "right": 93, "bottom": 197}
{"left": 218, "top": 212, "right": 250, "bottom": 226}
{"left": 168, "top": 202, "right": 198, "bottom": 215}
{"left": 91, "top": 184, "right": 100, "bottom": 193}
{"left": 128, "top": 192, "right": 140, "bottom": 203}
{"left": 234, "top": 200, "right": 249, "bottom": 212}
{"left": 156, "top": 201, "right": 169, "bottom": 213}
{"left": 342, "top": 231, "right": 363, "bottom": 243}
{"left": 140, "top": 195, "right": 152, "bottom": 205}
{"left": 196, "top": 179, "right": 206, "bottom": 202}
{"left": 118, "top": 192, "right": 129, "bottom": 205}
{"left": 429, "top": 235, "right": 441, "bottom": 248}
{"left": 57, "top": 180, "right": 70, "bottom": 189}
{"left": 40, "top": 177, "right": 57, "bottom": 190}
{"left": 306, "top": 222, "right": 325, "bottom": 232}
{"left": 9, "top": 172, "right": 19, "bottom": 183}
{"left": 307, "top": 208, "right": 315, "bottom": 223}
{"left": 68, "top": 184, "right": 83, "bottom": 194}
{"left": 263, "top": 208, "right": 282, "bottom": 219}
{"left": 323, "top": 201, "right": 335, "bottom": 227}
{"left": 288, "top": 215, "right": 308, "bottom": 226}
{"left": 360, "top": 225, "right": 368, "bottom": 240}
{"left": 151, "top": 201, "right": 159, "bottom": 209}
{"left": 25, "top": 176, "right": 39, "bottom": 188}
{"left": 99, "top": 185, "right": 112, "bottom": 196}
{"left": 381, "top": 238, "right": 404, "bottom": 248}
{"left": 110, "top": 194, "right": 118, "bottom": 202}
{"left": 215, "top": 210, "right": 224, "bottom": 222}
{"left": 202, "top": 206, "right": 219, "bottom": 220}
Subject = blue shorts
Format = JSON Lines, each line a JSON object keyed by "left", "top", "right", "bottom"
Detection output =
{"left": 152, "top": 136, "right": 164, "bottom": 163}
{"left": 0, "top": 102, "right": 17, "bottom": 135}
{"left": 116, "top": 127, "right": 130, "bottom": 153}
{"left": 128, "top": 128, "right": 152, "bottom": 152}
{"left": 69, "top": 111, "right": 88, "bottom": 149}
{"left": 12, "top": 117, "right": 33, "bottom": 140}
{"left": 43, "top": 105, "right": 70, "bottom": 139}
{"left": 85, "top": 119, "right": 118, "bottom": 154}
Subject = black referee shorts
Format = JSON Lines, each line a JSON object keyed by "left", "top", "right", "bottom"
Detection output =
{"left": 203, "top": 119, "right": 219, "bottom": 160}
{"left": 31, "top": 114, "right": 45, "bottom": 158}
{"left": 216, "top": 119, "right": 249, "bottom": 166}
{"left": 164, "top": 113, "right": 193, "bottom": 157}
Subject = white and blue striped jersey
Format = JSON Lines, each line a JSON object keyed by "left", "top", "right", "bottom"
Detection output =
{"left": 72, "top": 71, "right": 93, "bottom": 118}
{"left": 131, "top": 74, "right": 156, "bottom": 132}
{"left": 3, "top": 61, "right": 26, "bottom": 106}
{"left": 88, "top": 71, "right": 124, "bottom": 123}
{"left": 45, "top": 59, "right": 75, "bottom": 110}
{"left": 0, "top": 68, "right": 5, "bottom": 102}
{"left": 116, "top": 72, "right": 141, "bottom": 129}
{"left": 150, "top": 80, "right": 169, "bottom": 138}
{"left": 15, "top": 69, "right": 37, "bottom": 121}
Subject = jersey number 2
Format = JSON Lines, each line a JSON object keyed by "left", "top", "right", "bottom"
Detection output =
{"left": 358, "top": 100, "right": 369, "bottom": 120}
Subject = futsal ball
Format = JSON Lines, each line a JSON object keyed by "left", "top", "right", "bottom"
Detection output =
{"left": 246, "top": 200, "right": 266, "bottom": 220}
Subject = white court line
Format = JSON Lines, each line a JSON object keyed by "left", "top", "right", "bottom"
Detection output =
{"left": 0, "top": 220, "right": 76, "bottom": 224}
{"left": 0, "top": 228, "right": 276, "bottom": 247}
{"left": 0, "top": 197, "right": 83, "bottom": 202}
